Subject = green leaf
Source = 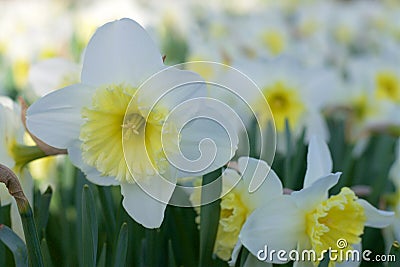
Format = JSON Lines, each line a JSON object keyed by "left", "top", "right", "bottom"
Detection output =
{"left": 40, "top": 238, "right": 53, "bottom": 267}
{"left": 234, "top": 247, "right": 249, "bottom": 267}
{"left": 35, "top": 187, "right": 53, "bottom": 239}
{"left": 317, "top": 255, "right": 330, "bottom": 267}
{"left": 97, "top": 186, "right": 116, "bottom": 238}
{"left": 19, "top": 198, "right": 44, "bottom": 267}
{"left": 113, "top": 223, "right": 128, "bottom": 267}
{"left": 97, "top": 243, "right": 107, "bottom": 267}
{"left": 168, "top": 240, "right": 176, "bottom": 267}
{"left": 0, "top": 203, "right": 12, "bottom": 267}
{"left": 82, "top": 184, "right": 98, "bottom": 267}
{"left": 0, "top": 224, "right": 28, "bottom": 267}
{"left": 388, "top": 241, "right": 400, "bottom": 267}
{"left": 199, "top": 168, "right": 222, "bottom": 267}
{"left": 284, "top": 118, "right": 293, "bottom": 188}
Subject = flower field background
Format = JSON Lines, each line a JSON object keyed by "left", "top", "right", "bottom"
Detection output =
{"left": 1, "top": 0, "right": 400, "bottom": 267}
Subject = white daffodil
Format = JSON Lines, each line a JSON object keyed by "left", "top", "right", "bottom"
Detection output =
{"left": 341, "top": 56, "right": 400, "bottom": 141}
{"left": 0, "top": 96, "right": 35, "bottom": 239}
{"left": 26, "top": 18, "right": 237, "bottom": 228}
{"left": 190, "top": 157, "right": 280, "bottom": 264}
{"left": 231, "top": 57, "right": 335, "bottom": 150}
{"left": 239, "top": 136, "right": 394, "bottom": 267}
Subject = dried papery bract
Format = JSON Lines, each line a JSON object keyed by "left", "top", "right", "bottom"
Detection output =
{"left": 0, "top": 164, "right": 44, "bottom": 266}
{"left": 19, "top": 97, "right": 67, "bottom": 156}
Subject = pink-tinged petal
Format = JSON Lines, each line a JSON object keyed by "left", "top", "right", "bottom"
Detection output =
{"left": 291, "top": 173, "right": 340, "bottom": 212}
{"left": 239, "top": 196, "right": 303, "bottom": 264}
{"left": 358, "top": 199, "right": 395, "bottom": 228}
{"left": 303, "top": 135, "right": 333, "bottom": 188}
{"left": 81, "top": 18, "right": 163, "bottom": 87}
{"left": 26, "top": 83, "right": 95, "bottom": 149}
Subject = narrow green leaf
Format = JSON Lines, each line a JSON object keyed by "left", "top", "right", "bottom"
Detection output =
{"left": 20, "top": 199, "right": 44, "bottom": 267}
{"left": 284, "top": 118, "right": 293, "bottom": 188}
{"left": 199, "top": 168, "right": 222, "bottom": 267}
{"left": 82, "top": 184, "right": 98, "bottom": 267}
{"left": 168, "top": 240, "right": 176, "bottom": 267}
{"left": 388, "top": 241, "right": 400, "bottom": 267}
{"left": 40, "top": 238, "right": 53, "bottom": 267}
{"left": 317, "top": 255, "right": 330, "bottom": 267}
{"left": 0, "top": 203, "right": 12, "bottom": 267}
{"left": 0, "top": 224, "right": 28, "bottom": 267}
{"left": 234, "top": 247, "right": 249, "bottom": 267}
{"left": 113, "top": 223, "right": 128, "bottom": 267}
{"left": 97, "top": 186, "right": 116, "bottom": 238}
{"left": 97, "top": 243, "right": 107, "bottom": 267}
{"left": 35, "top": 187, "right": 53, "bottom": 238}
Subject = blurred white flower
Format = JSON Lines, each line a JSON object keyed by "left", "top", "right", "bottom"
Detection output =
{"left": 28, "top": 58, "right": 80, "bottom": 98}
{"left": 232, "top": 57, "right": 334, "bottom": 149}
{"left": 0, "top": 96, "right": 34, "bottom": 239}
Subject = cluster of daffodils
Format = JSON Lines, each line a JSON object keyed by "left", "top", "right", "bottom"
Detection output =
{"left": 191, "top": 137, "right": 394, "bottom": 267}
{"left": 0, "top": 1, "right": 400, "bottom": 266}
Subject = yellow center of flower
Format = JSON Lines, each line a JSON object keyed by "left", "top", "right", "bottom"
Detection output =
{"left": 351, "top": 94, "right": 374, "bottom": 123}
{"left": 259, "top": 81, "right": 305, "bottom": 131}
{"left": 80, "top": 84, "right": 168, "bottom": 183}
{"left": 334, "top": 26, "right": 352, "bottom": 44}
{"left": 215, "top": 191, "right": 250, "bottom": 261}
{"left": 306, "top": 187, "right": 366, "bottom": 266}
{"left": 261, "top": 30, "right": 286, "bottom": 55}
{"left": 375, "top": 71, "right": 400, "bottom": 102}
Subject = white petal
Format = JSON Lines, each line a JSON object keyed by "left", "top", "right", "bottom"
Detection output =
{"left": 229, "top": 241, "right": 273, "bottom": 267}
{"left": 303, "top": 135, "right": 333, "bottom": 188}
{"left": 228, "top": 241, "right": 243, "bottom": 267}
{"left": 120, "top": 179, "right": 174, "bottom": 228}
{"left": 237, "top": 157, "right": 283, "bottom": 208}
{"left": 137, "top": 67, "right": 206, "bottom": 112}
{"left": 358, "top": 199, "right": 395, "bottom": 228}
{"left": 81, "top": 18, "right": 163, "bottom": 87}
{"left": 26, "top": 83, "right": 95, "bottom": 149}
{"left": 244, "top": 255, "right": 273, "bottom": 267}
{"left": 68, "top": 141, "right": 119, "bottom": 186}
{"left": 239, "top": 196, "right": 303, "bottom": 264}
{"left": 304, "top": 111, "right": 330, "bottom": 147}
{"left": 292, "top": 173, "right": 340, "bottom": 212}
{"left": 293, "top": 237, "right": 314, "bottom": 267}
{"left": 172, "top": 113, "right": 238, "bottom": 177}
{"left": 336, "top": 242, "right": 362, "bottom": 267}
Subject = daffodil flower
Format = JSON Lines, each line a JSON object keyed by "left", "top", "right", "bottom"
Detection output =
{"left": 190, "top": 157, "right": 281, "bottom": 263}
{"left": 26, "top": 18, "right": 236, "bottom": 228}
{"left": 239, "top": 136, "right": 394, "bottom": 267}
{"left": 0, "top": 96, "right": 35, "bottom": 239}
